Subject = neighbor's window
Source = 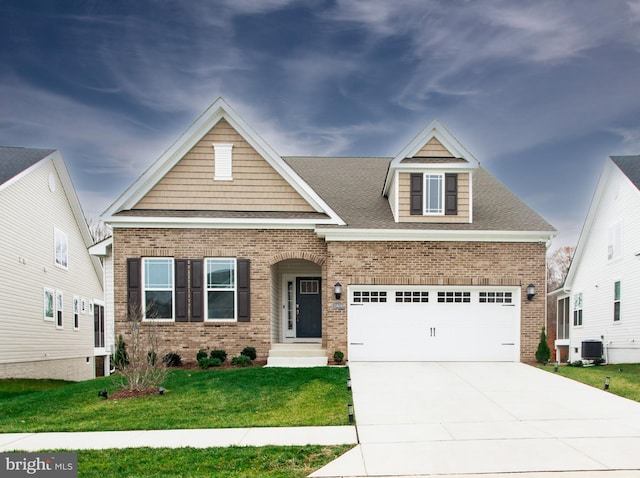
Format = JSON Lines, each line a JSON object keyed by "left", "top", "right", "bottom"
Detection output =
{"left": 73, "top": 296, "right": 80, "bottom": 330}
{"left": 614, "top": 281, "right": 621, "bottom": 322}
{"left": 56, "top": 291, "right": 63, "bottom": 329}
{"left": 142, "top": 258, "right": 174, "bottom": 319}
{"left": 573, "top": 293, "right": 583, "bottom": 327}
{"left": 44, "top": 288, "right": 55, "bottom": 321}
{"left": 54, "top": 228, "right": 68, "bottom": 269}
{"left": 608, "top": 222, "right": 622, "bottom": 261}
{"left": 424, "top": 174, "right": 444, "bottom": 214}
{"left": 205, "top": 258, "right": 237, "bottom": 320}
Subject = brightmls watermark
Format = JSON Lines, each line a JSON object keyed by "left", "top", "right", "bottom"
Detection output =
{"left": 1, "top": 453, "right": 77, "bottom": 477}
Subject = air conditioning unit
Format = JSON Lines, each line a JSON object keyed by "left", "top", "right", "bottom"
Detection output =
{"left": 581, "top": 340, "right": 603, "bottom": 360}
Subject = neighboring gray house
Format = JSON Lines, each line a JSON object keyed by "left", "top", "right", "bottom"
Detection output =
{"left": 0, "top": 146, "right": 104, "bottom": 381}
{"left": 555, "top": 155, "right": 640, "bottom": 364}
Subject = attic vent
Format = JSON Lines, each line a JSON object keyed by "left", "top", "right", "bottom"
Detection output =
{"left": 213, "top": 143, "right": 233, "bottom": 181}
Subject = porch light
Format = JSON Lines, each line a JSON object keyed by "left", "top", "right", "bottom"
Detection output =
{"left": 334, "top": 282, "right": 343, "bottom": 300}
{"left": 605, "top": 376, "right": 610, "bottom": 390}
{"left": 527, "top": 283, "right": 536, "bottom": 301}
{"left": 348, "top": 403, "right": 355, "bottom": 423}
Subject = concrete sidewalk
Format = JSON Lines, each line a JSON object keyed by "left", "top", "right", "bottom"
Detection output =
{"left": 0, "top": 426, "right": 357, "bottom": 451}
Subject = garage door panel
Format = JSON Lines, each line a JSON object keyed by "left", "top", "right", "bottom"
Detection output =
{"left": 348, "top": 287, "right": 520, "bottom": 362}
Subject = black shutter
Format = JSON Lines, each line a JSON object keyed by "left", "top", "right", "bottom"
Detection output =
{"left": 175, "top": 259, "right": 188, "bottom": 322}
{"left": 190, "top": 259, "right": 204, "bottom": 322}
{"left": 410, "top": 173, "right": 423, "bottom": 215}
{"left": 237, "top": 258, "right": 250, "bottom": 322}
{"left": 127, "top": 258, "right": 141, "bottom": 319}
{"left": 445, "top": 173, "right": 458, "bottom": 215}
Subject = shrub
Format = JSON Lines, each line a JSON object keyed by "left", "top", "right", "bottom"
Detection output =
{"left": 198, "top": 357, "right": 222, "bottom": 369}
{"left": 240, "top": 347, "right": 257, "bottom": 361}
{"left": 535, "top": 327, "right": 551, "bottom": 364}
{"left": 210, "top": 349, "right": 228, "bottom": 363}
{"left": 333, "top": 351, "right": 344, "bottom": 364}
{"left": 593, "top": 358, "right": 606, "bottom": 366}
{"left": 231, "top": 355, "right": 252, "bottom": 367}
{"left": 196, "top": 349, "right": 208, "bottom": 362}
{"left": 113, "top": 335, "right": 129, "bottom": 370}
{"left": 163, "top": 352, "right": 182, "bottom": 367}
{"left": 569, "top": 360, "right": 584, "bottom": 367}
{"left": 147, "top": 350, "right": 158, "bottom": 366}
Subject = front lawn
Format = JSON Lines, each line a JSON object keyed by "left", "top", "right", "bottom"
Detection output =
{"left": 0, "top": 367, "right": 351, "bottom": 433}
{"left": 542, "top": 363, "right": 640, "bottom": 402}
{"left": 77, "top": 445, "right": 352, "bottom": 478}
{"left": 0, "top": 378, "right": 71, "bottom": 399}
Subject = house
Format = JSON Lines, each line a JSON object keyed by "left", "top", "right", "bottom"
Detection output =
{"left": 99, "top": 98, "right": 555, "bottom": 366}
{"left": 0, "top": 147, "right": 104, "bottom": 380}
{"left": 554, "top": 155, "right": 640, "bottom": 364}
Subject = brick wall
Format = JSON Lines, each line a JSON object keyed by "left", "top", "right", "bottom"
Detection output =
{"left": 113, "top": 228, "right": 547, "bottom": 363}
{"left": 324, "top": 241, "right": 547, "bottom": 362}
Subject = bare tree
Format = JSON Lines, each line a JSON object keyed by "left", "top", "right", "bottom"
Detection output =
{"left": 86, "top": 217, "right": 112, "bottom": 243}
{"left": 117, "top": 304, "right": 168, "bottom": 393}
{"left": 547, "top": 246, "right": 575, "bottom": 291}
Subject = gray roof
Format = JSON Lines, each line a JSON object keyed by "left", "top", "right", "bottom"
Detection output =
{"left": 611, "top": 155, "right": 640, "bottom": 190}
{"left": 0, "top": 146, "right": 55, "bottom": 185}
{"left": 284, "top": 156, "right": 555, "bottom": 232}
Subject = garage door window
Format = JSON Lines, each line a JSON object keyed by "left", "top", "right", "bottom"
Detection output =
{"left": 353, "top": 291, "right": 387, "bottom": 303}
{"left": 395, "top": 291, "right": 429, "bottom": 303}
{"left": 438, "top": 291, "right": 470, "bottom": 303}
{"left": 479, "top": 292, "right": 513, "bottom": 303}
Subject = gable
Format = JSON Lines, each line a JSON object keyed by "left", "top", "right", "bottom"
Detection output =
{"left": 414, "top": 137, "right": 455, "bottom": 158}
{"left": 134, "top": 119, "right": 315, "bottom": 213}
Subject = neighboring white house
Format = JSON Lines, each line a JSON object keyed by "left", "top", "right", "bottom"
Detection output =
{"left": 556, "top": 155, "right": 640, "bottom": 364}
{"left": 0, "top": 146, "right": 104, "bottom": 381}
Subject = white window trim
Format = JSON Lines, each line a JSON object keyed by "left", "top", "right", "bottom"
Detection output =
{"left": 613, "top": 280, "right": 621, "bottom": 322}
{"left": 44, "top": 288, "right": 55, "bottom": 322}
{"left": 213, "top": 143, "right": 234, "bottom": 181}
{"left": 142, "top": 257, "right": 175, "bottom": 321}
{"left": 55, "top": 290, "right": 64, "bottom": 329}
{"left": 573, "top": 292, "right": 583, "bottom": 328}
{"left": 54, "top": 227, "right": 68, "bottom": 270}
{"left": 204, "top": 258, "right": 238, "bottom": 322}
{"left": 423, "top": 173, "right": 445, "bottom": 215}
{"left": 73, "top": 295, "right": 80, "bottom": 331}
{"left": 608, "top": 221, "right": 623, "bottom": 261}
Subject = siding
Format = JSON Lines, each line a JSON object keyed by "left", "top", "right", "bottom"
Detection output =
{"left": 0, "top": 160, "right": 103, "bottom": 380}
{"left": 569, "top": 166, "right": 640, "bottom": 363}
{"left": 415, "top": 137, "right": 454, "bottom": 157}
{"left": 397, "top": 172, "right": 471, "bottom": 223}
{"left": 134, "top": 119, "right": 315, "bottom": 212}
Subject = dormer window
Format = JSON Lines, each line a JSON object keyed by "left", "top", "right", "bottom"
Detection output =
{"left": 410, "top": 173, "right": 458, "bottom": 216}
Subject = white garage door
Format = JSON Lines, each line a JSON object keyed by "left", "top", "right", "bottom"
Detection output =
{"left": 348, "top": 286, "right": 520, "bottom": 362}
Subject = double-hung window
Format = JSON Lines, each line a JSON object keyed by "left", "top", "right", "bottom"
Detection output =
{"left": 143, "top": 258, "right": 174, "bottom": 320}
{"left": 206, "top": 258, "right": 237, "bottom": 321}
{"left": 614, "top": 281, "right": 621, "bottom": 322}
{"left": 424, "top": 174, "right": 444, "bottom": 215}
{"left": 573, "top": 293, "right": 583, "bottom": 327}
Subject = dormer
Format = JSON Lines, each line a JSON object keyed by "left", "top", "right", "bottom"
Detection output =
{"left": 383, "top": 120, "right": 479, "bottom": 224}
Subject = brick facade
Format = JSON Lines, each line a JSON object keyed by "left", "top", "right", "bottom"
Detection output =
{"left": 114, "top": 227, "right": 547, "bottom": 363}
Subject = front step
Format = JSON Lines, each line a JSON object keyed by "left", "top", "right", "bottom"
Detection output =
{"left": 266, "top": 343, "right": 328, "bottom": 367}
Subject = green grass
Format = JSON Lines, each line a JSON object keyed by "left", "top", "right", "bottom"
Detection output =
{"left": 0, "top": 378, "right": 71, "bottom": 399}
{"left": 74, "top": 445, "right": 352, "bottom": 478}
{"left": 0, "top": 367, "right": 351, "bottom": 433}
{"left": 542, "top": 363, "right": 640, "bottom": 402}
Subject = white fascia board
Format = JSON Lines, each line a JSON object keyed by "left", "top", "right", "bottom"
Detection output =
{"left": 106, "top": 216, "right": 334, "bottom": 230}
{"left": 102, "top": 98, "right": 345, "bottom": 226}
{"left": 315, "top": 227, "right": 556, "bottom": 243}
{"left": 89, "top": 236, "right": 113, "bottom": 256}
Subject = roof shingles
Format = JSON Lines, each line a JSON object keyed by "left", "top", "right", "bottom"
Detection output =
{"left": 0, "top": 146, "right": 55, "bottom": 185}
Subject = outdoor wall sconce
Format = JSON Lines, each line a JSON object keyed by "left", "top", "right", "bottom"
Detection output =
{"left": 527, "top": 283, "right": 536, "bottom": 301}
{"left": 334, "top": 282, "right": 343, "bottom": 300}
{"left": 605, "top": 376, "right": 611, "bottom": 390}
{"left": 348, "top": 403, "right": 355, "bottom": 423}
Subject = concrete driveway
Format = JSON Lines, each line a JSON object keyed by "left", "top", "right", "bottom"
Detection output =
{"left": 312, "top": 362, "right": 640, "bottom": 477}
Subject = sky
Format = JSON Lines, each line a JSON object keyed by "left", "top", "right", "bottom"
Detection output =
{"left": 2, "top": 0, "right": 640, "bottom": 252}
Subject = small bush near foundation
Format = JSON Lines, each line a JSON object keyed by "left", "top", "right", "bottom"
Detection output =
{"left": 196, "top": 350, "right": 207, "bottom": 362}
{"left": 162, "top": 352, "right": 182, "bottom": 367}
{"left": 333, "top": 351, "right": 344, "bottom": 364}
{"left": 569, "top": 360, "right": 584, "bottom": 367}
{"left": 231, "top": 355, "right": 252, "bottom": 367}
{"left": 241, "top": 347, "right": 257, "bottom": 361}
{"left": 593, "top": 358, "right": 606, "bottom": 366}
{"left": 198, "top": 357, "right": 222, "bottom": 369}
{"left": 210, "top": 350, "right": 228, "bottom": 363}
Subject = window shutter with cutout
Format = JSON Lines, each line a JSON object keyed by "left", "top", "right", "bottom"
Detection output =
{"left": 445, "top": 173, "right": 458, "bottom": 215}
{"left": 127, "top": 258, "right": 141, "bottom": 319}
{"left": 410, "top": 173, "right": 423, "bottom": 215}
{"left": 175, "top": 259, "right": 188, "bottom": 322}
{"left": 237, "top": 258, "right": 250, "bottom": 322}
{"left": 190, "top": 259, "right": 204, "bottom": 322}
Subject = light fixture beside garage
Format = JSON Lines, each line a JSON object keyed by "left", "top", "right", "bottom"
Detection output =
{"left": 334, "top": 282, "right": 343, "bottom": 300}
{"left": 527, "top": 284, "right": 536, "bottom": 301}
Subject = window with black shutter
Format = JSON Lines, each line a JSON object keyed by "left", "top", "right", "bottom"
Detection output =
{"left": 445, "top": 173, "right": 458, "bottom": 215}
{"left": 410, "top": 173, "right": 423, "bottom": 215}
